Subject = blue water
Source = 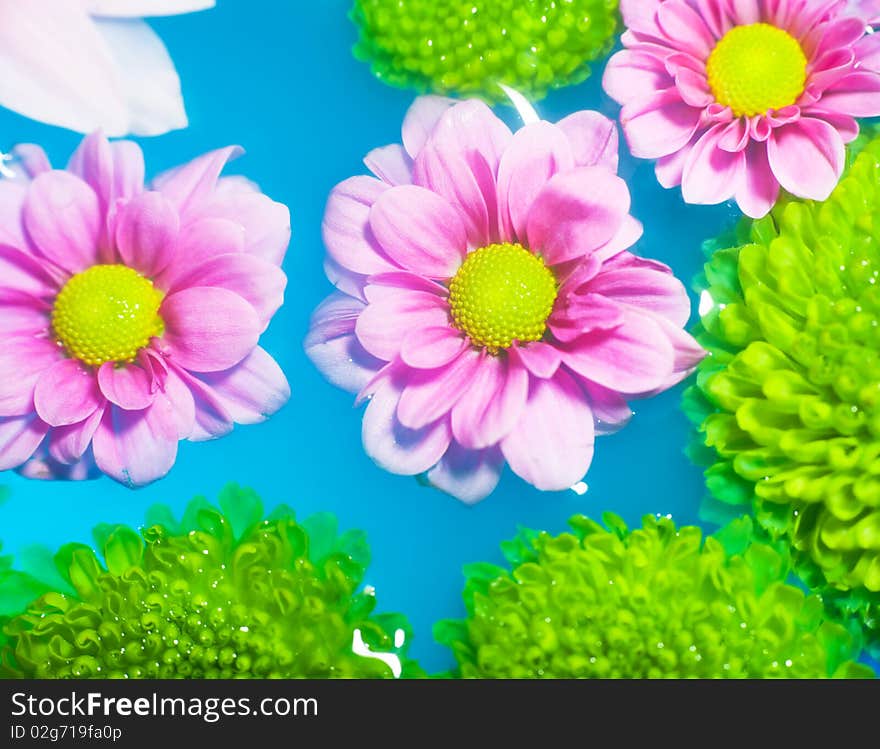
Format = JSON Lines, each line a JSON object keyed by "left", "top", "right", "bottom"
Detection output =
{"left": 0, "top": 1, "right": 743, "bottom": 674}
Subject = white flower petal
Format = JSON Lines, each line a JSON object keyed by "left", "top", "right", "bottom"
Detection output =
{"left": 91, "top": 18, "right": 187, "bottom": 137}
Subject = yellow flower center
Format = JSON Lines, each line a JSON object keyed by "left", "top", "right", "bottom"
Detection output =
{"left": 706, "top": 23, "right": 807, "bottom": 117}
{"left": 52, "top": 265, "right": 165, "bottom": 367}
{"left": 448, "top": 243, "right": 557, "bottom": 353}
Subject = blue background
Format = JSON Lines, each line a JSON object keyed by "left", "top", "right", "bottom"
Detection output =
{"left": 0, "top": 0, "right": 742, "bottom": 673}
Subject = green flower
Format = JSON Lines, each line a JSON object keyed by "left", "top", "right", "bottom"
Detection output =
{"left": 351, "top": 0, "right": 620, "bottom": 102}
{"left": 0, "top": 485, "right": 420, "bottom": 679}
{"left": 435, "top": 514, "right": 871, "bottom": 678}
{"left": 685, "top": 132, "right": 880, "bottom": 649}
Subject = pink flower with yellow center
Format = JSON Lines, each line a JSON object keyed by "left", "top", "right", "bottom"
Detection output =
{"left": 603, "top": 0, "right": 880, "bottom": 217}
{"left": 306, "top": 96, "right": 705, "bottom": 503}
{"left": 0, "top": 132, "right": 291, "bottom": 487}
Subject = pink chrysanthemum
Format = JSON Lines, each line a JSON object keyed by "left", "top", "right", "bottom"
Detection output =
{"left": 603, "top": 0, "right": 880, "bottom": 218}
{"left": 0, "top": 132, "right": 291, "bottom": 487}
{"left": 305, "top": 96, "right": 705, "bottom": 503}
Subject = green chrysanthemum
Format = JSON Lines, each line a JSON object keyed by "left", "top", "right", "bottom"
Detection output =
{"left": 0, "top": 485, "right": 420, "bottom": 679}
{"left": 685, "top": 133, "right": 880, "bottom": 649}
{"left": 351, "top": 0, "right": 620, "bottom": 102}
{"left": 435, "top": 514, "right": 871, "bottom": 678}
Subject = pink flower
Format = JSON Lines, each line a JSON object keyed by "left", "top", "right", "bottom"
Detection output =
{"left": 603, "top": 0, "right": 880, "bottom": 218}
{"left": 305, "top": 96, "right": 705, "bottom": 504}
{"left": 0, "top": 132, "right": 291, "bottom": 487}
{"left": 0, "top": 0, "right": 215, "bottom": 136}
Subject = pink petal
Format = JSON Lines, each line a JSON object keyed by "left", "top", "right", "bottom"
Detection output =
{"left": 561, "top": 311, "right": 675, "bottom": 394}
{"left": 496, "top": 121, "right": 576, "bottom": 242}
{"left": 155, "top": 217, "right": 245, "bottom": 290}
{"left": 400, "top": 326, "right": 468, "bottom": 369}
{"left": 161, "top": 286, "right": 261, "bottom": 373}
{"left": 451, "top": 354, "right": 529, "bottom": 449}
{"left": 160, "top": 365, "right": 196, "bottom": 439}
{"left": 0, "top": 337, "right": 63, "bottom": 417}
{"left": 0, "top": 182, "right": 31, "bottom": 251}
{"left": 735, "top": 140, "right": 780, "bottom": 219}
{"left": 727, "top": 0, "right": 761, "bottom": 25}
{"left": 655, "top": 135, "right": 697, "bottom": 188}
{"left": 0, "top": 414, "right": 49, "bottom": 471}
{"left": 169, "top": 253, "right": 286, "bottom": 330}
{"left": 304, "top": 292, "right": 384, "bottom": 394}
{"left": 657, "top": 0, "right": 715, "bottom": 57}
{"left": 588, "top": 254, "right": 691, "bottom": 326}
{"left": 10, "top": 144, "right": 52, "bottom": 180}
{"left": 92, "top": 399, "right": 179, "bottom": 487}
{"left": 366, "top": 271, "right": 449, "bottom": 298}
{"left": 97, "top": 362, "right": 155, "bottom": 410}
{"left": 152, "top": 146, "right": 242, "bottom": 214}
{"left": 591, "top": 215, "right": 644, "bottom": 263}
{"left": 362, "top": 379, "right": 452, "bottom": 476}
{"left": 681, "top": 124, "right": 744, "bottom": 205}
{"left": 855, "top": 32, "right": 880, "bottom": 72}
{"left": 425, "top": 443, "right": 504, "bottom": 504}
{"left": 413, "top": 137, "right": 498, "bottom": 249}
{"left": 817, "top": 71, "right": 880, "bottom": 117}
{"left": 509, "top": 342, "right": 562, "bottom": 379}
{"left": 768, "top": 117, "right": 844, "bottom": 201}
{"left": 115, "top": 191, "right": 179, "bottom": 277}
{"left": 355, "top": 288, "right": 449, "bottom": 361}
{"left": 675, "top": 67, "right": 714, "bottom": 107}
{"left": 409, "top": 99, "right": 513, "bottom": 246}
{"left": 322, "top": 176, "right": 397, "bottom": 276}
{"left": 364, "top": 144, "right": 414, "bottom": 186}
{"left": 195, "top": 346, "right": 290, "bottom": 425}
{"left": 33, "top": 359, "right": 102, "bottom": 427}
{"left": 583, "top": 381, "right": 633, "bottom": 435}
{"left": 67, "top": 134, "right": 144, "bottom": 253}
{"left": 420, "top": 99, "right": 513, "bottom": 174}
{"left": 396, "top": 349, "right": 483, "bottom": 429}
{"left": 49, "top": 406, "right": 104, "bottom": 464}
{"left": 619, "top": 0, "right": 665, "bottom": 36}
{"left": 603, "top": 50, "right": 673, "bottom": 105}
{"left": 369, "top": 185, "right": 467, "bottom": 278}
{"left": 0, "top": 297, "right": 52, "bottom": 335}
{"left": 620, "top": 88, "right": 702, "bottom": 159}
{"left": 556, "top": 110, "right": 620, "bottom": 171}
{"left": 188, "top": 180, "right": 290, "bottom": 266}
{"left": 549, "top": 292, "right": 625, "bottom": 342}
{"left": 401, "top": 95, "right": 458, "bottom": 158}
{"left": 0, "top": 0, "right": 129, "bottom": 135}
{"left": 24, "top": 171, "right": 101, "bottom": 274}
{"left": 324, "top": 255, "right": 367, "bottom": 301}
{"left": 18, "top": 450, "right": 99, "bottom": 481}
{"left": 527, "top": 167, "right": 631, "bottom": 266}
{"left": 500, "top": 370, "right": 595, "bottom": 492}
{"left": 0, "top": 245, "right": 57, "bottom": 300}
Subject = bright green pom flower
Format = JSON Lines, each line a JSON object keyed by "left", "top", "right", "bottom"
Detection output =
{"left": 0, "top": 485, "right": 420, "bottom": 678}
{"left": 351, "top": 0, "right": 620, "bottom": 102}
{"left": 435, "top": 514, "right": 871, "bottom": 678}
{"left": 685, "top": 132, "right": 880, "bottom": 649}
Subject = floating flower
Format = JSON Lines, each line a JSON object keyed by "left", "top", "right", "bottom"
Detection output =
{"left": 435, "top": 513, "right": 871, "bottom": 678}
{"left": 305, "top": 96, "right": 704, "bottom": 503}
{"left": 0, "top": 132, "right": 290, "bottom": 487}
{"left": 351, "top": 0, "right": 620, "bottom": 102}
{"left": 0, "top": 0, "right": 214, "bottom": 136}
{"left": 0, "top": 485, "right": 419, "bottom": 678}
{"left": 684, "top": 129, "right": 880, "bottom": 648}
{"left": 603, "top": 0, "right": 880, "bottom": 218}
